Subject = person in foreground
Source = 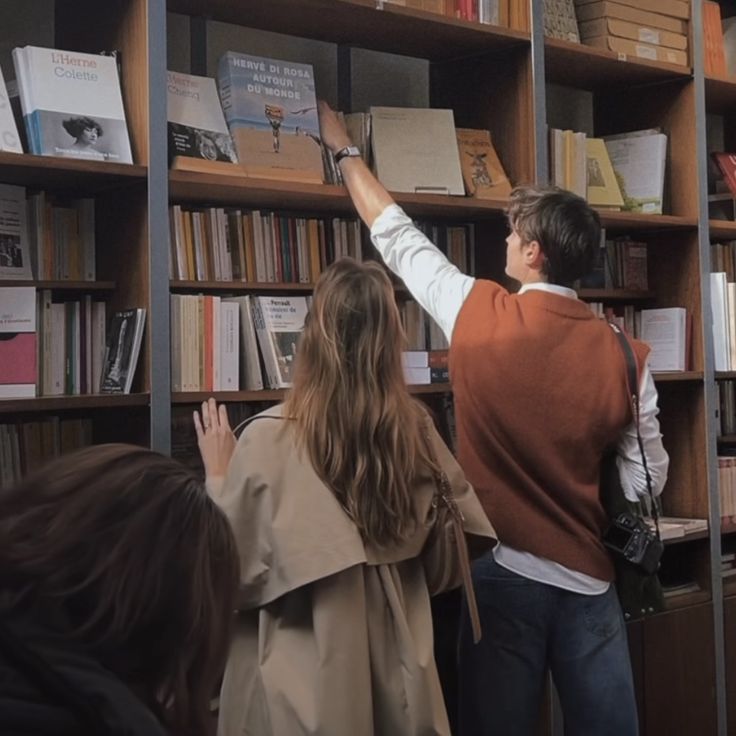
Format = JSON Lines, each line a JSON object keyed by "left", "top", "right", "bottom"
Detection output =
{"left": 194, "top": 258, "right": 497, "bottom": 736}
{"left": 317, "top": 101, "right": 669, "bottom": 736}
{"left": 0, "top": 444, "right": 240, "bottom": 736}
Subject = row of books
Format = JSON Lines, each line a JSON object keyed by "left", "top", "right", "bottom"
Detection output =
{"left": 717, "top": 380, "right": 736, "bottom": 437}
{"left": 587, "top": 303, "right": 690, "bottom": 372}
{"left": 0, "top": 417, "right": 92, "bottom": 488}
{"left": 383, "top": 0, "right": 529, "bottom": 28}
{"left": 549, "top": 127, "right": 667, "bottom": 214}
{"left": 0, "top": 287, "right": 146, "bottom": 398}
{"left": 576, "top": 234, "right": 648, "bottom": 291}
{"left": 545, "top": 0, "right": 690, "bottom": 67}
{"left": 0, "top": 184, "right": 95, "bottom": 282}
{"left": 170, "top": 206, "right": 362, "bottom": 284}
{"left": 170, "top": 292, "right": 452, "bottom": 392}
{"left": 0, "top": 46, "right": 132, "bottom": 163}
{"left": 717, "top": 455, "right": 736, "bottom": 526}
{"left": 722, "top": 552, "right": 736, "bottom": 581}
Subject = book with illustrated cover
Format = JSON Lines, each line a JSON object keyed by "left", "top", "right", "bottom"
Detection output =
{"left": 100, "top": 308, "right": 146, "bottom": 394}
{"left": 217, "top": 52, "right": 323, "bottom": 183}
{"left": 0, "top": 64, "right": 23, "bottom": 153}
{"left": 455, "top": 128, "right": 511, "bottom": 199}
{"left": 585, "top": 138, "right": 624, "bottom": 209}
{"left": 0, "top": 184, "right": 31, "bottom": 280}
{"left": 167, "top": 70, "right": 238, "bottom": 173}
{"left": 12, "top": 46, "right": 133, "bottom": 163}
{"left": 0, "top": 286, "right": 36, "bottom": 398}
{"left": 250, "top": 295, "right": 309, "bottom": 389}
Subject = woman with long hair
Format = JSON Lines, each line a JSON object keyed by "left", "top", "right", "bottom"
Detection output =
{"left": 195, "top": 258, "right": 496, "bottom": 736}
{"left": 0, "top": 444, "right": 240, "bottom": 736}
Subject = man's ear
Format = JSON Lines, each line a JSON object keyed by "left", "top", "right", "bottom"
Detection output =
{"left": 523, "top": 240, "right": 545, "bottom": 270}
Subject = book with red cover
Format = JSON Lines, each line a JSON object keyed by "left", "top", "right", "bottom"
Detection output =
{"left": 712, "top": 152, "right": 736, "bottom": 196}
{"left": 0, "top": 286, "right": 36, "bottom": 397}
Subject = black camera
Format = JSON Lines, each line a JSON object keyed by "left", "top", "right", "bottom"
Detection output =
{"left": 603, "top": 512, "right": 664, "bottom": 575}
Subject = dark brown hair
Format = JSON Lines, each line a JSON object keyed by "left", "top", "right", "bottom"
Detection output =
{"left": 507, "top": 185, "right": 601, "bottom": 286}
{"left": 284, "top": 259, "right": 439, "bottom": 547}
{"left": 0, "top": 443, "right": 240, "bottom": 735}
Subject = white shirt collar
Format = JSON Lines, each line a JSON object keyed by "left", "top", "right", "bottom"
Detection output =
{"left": 518, "top": 282, "right": 578, "bottom": 300}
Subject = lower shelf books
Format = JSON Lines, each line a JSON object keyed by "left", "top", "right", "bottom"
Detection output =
{"left": 100, "top": 308, "right": 146, "bottom": 394}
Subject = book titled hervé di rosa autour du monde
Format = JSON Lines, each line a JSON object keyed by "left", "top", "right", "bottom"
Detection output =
{"left": 217, "top": 52, "right": 323, "bottom": 184}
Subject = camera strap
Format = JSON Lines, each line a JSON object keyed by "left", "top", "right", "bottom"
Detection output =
{"left": 608, "top": 322, "right": 661, "bottom": 540}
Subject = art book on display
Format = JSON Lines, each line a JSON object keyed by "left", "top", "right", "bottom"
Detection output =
{"left": 0, "top": 184, "right": 31, "bottom": 280}
{"left": 167, "top": 70, "right": 238, "bottom": 171}
{"left": 100, "top": 308, "right": 146, "bottom": 394}
{"left": 12, "top": 46, "right": 133, "bottom": 163}
{"left": 250, "top": 295, "right": 309, "bottom": 389}
{"left": 0, "top": 286, "right": 36, "bottom": 397}
{"left": 217, "top": 52, "right": 323, "bottom": 183}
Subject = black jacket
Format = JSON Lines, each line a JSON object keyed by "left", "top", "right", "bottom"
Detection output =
{"left": 0, "top": 613, "right": 167, "bottom": 736}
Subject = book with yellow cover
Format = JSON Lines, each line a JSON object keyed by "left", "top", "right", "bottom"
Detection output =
{"left": 585, "top": 138, "right": 624, "bottom": 209}
{"left": 455, "top": 128, "right": 512, "bottom": 199}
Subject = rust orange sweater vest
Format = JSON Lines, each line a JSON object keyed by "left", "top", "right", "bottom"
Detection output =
{"left": 449, "top": 280, "right": 650, "bottom": 581}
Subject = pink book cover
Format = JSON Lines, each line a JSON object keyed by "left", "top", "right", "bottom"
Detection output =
{"left": 0, "top": 333, "right": 36, "bottom": 385}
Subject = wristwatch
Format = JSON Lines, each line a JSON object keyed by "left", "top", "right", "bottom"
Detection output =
{"left": 334, "top": 145, "right": 361, "bottom": 164}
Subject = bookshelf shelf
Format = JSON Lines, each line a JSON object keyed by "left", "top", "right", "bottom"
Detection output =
{"left": 169, "top": 171, "right": 508, "bottom": 219}
{"left": 166, "top": 0, "right": 529, "bottom": 60}
{"left": 0, "top": 393, "right": 150, "bottom": 414}
{"left": 663, "top": 589, "right": 711, "bottom": 612}
{"left": 171, "top": 383, "right": 452, "bottom": 404}
{"left": 0, "top": 280, "right": 116, "bottom": 291}
{"left": 722, "top": 521, "right": 736, "bottom": 536}
{"left": 715, "top": 372, "right": 736, "bottom": 380}
{"left": 0, "top": 152, "right": 146, "bottom": 191}
{"left": 596, "top": 210, "right": 697, "bottom": 233}
{"left": 652, "top": 372, "right": 704, "bottom": 383}
{"left": 724, "top": 579, "right": 736, "bottom": 598}
{"left": 170, "top": 280, "right": 315, "bottom": 293}
{"left": 709, "top": 220, "right": 736, "bottom": 240}
{"left": 577, "top": 289, "right": 656, "bottom": 302}
{"left": 544, "top": 38, "right": 691, "bottom": 90}
{"left": 717, "top": 435, "right": 736, "bottom": 444}
{"left": 664, "top": 529, "right": 711, "bottom": 545}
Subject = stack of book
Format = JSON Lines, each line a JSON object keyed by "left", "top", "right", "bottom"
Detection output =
{"left": 574, "top": 0, "right": 690, "bottom": 67}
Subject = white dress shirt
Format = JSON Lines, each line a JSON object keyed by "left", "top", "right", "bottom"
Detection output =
{"left": 371, "top": 204, "right": 669, "bottom": 594}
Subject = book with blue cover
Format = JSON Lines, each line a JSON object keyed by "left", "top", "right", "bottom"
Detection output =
{"left": 217, "top": 52, "right": 323, "bottom": 183}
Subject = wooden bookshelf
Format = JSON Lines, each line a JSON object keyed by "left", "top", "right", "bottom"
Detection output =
{"left": 0, "top": 393, "right": 150, "bottom": 414}
{"left": 596, "top": 211, "right": 697, "bottom": 232}
{"left": 663, "top": 589, "right": 712, "bottom": 612}
{"left": 710, "top": 220, "right": 736, "bottom": 240}
{"left": 664, "top": 529, "right": 711, "bottom": 545}
{"left": 722, "top": 521, "right": 736, "bottom": 536}
{"left": 0, "top": 280, "right": 116, "bottom": 291}
{"left": 577, "top": 289, "right": 655, "bottom": 302}
{"left": 170, "top": 280, "right": 315, "bottom": 293}
{"left": 652, "top": 372, "right": 704, "bottom": 383}
{"left": 544, "top": 37, "right": 691, "bottom": 90}
{"left": 704, "top": 74, "right": 736, "bottom": 115}
{"left": 172, "top": 384, "right": 452, "bottom": 404}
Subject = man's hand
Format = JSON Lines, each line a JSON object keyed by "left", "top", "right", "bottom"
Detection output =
{"left": 318, "top": 100, "right": 353, "bottom": 153}
{"left": 193, "top": 398, "right": 236, "bottom": 484}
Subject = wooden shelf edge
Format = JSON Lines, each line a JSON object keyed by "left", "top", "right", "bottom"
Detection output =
{"left": 170, "top": 280, "right": 315, "bottom": 292}
{"left": 597, "top": 210, "right": 697, "bottom": 230}
{"left": 652, "top": 371, "right": 703, "bottom": 383}
{"left": 172, "top": 383, "right": 451, "bottom": 403}
{"left": 663, "top": 529, "right": 710, "bottom": 546}
{"left": 577, "top": 289, "right": 655, "bottom": 301}
{"left": 662, "top": 589, "right": 711, "bottom": 612}
{"left": 0, "top": 393, "right": 150, "bottom": 413}
{"left": 0, "top": 151, "right": 146, "bottom": 178}
{"left": 709, "top": 219, "right": 736, "bottom": 239}
{"left": 0, "top": 280, "right": 116, "bottom": 291}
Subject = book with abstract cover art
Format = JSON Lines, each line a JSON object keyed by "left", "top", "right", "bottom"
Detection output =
{"left": 455, "top": 128, "right": 511, "bottom": 199}
{"left": 167, "top": 71, "right": 238, "bottom": 174}
{"left": 0, "top": 64, "right": 23, "bottom": 153}
{"left": 12, "top": 46, "right": 132, "bottom": 163}
{"left": 217, "top": 52, "right": 323, "bottom": 184}
{"left": 250, "top": 295, "right": 309, "bottom": 389}
{"left": 100, "top": 308, "right": 146, "bottom": 394}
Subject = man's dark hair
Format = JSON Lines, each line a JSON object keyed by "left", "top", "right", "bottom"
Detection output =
{"left": 507, "top": 185, "right": 601, "bottom": 287}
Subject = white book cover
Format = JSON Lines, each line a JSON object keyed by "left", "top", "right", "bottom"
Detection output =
{"left": 603, "top": 130, "right": 667, "bottom": 214}
{"left": 0, "top": 64, "right": 23, "bottom": 153}
{"left": 0, "top": 184, "right": 31, "bottom": 279}
{"left": 219, "top": 301, "right": 240, "bottom": 391}
{"left": 167, "top": 70, "right": 237, "bottom": 163}
{"left": 251, "top": 295, "right": 308, "bottom": 389}
{"left": 14, "top": 46, "right": 132, "bottom": 163}
{"left": 640, "top": 307, "right": 687, "bottom": 372}
{"left": 710, "top": 272, "right": 730, "bottom": 371}
{"left": 223, "top": 296, "right": 264, "bottom": 391}
{"left": 370, "top": 106, "right": 465, "bottom": 195}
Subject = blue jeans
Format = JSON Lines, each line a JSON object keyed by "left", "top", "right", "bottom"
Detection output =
{"left": 458, "top": 551, "right": 639, "bottom": 736}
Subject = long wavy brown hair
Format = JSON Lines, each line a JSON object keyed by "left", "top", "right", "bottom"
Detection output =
{"left": 0, "top": 444, "right": 240, "bottom": 736}
{"left": 284, "top": 258, "right": 438, "bottom": 547}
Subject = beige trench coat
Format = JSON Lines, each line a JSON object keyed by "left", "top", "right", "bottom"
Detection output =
{"left": 215, "top": 405, "right": 496, "bottom": 736}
